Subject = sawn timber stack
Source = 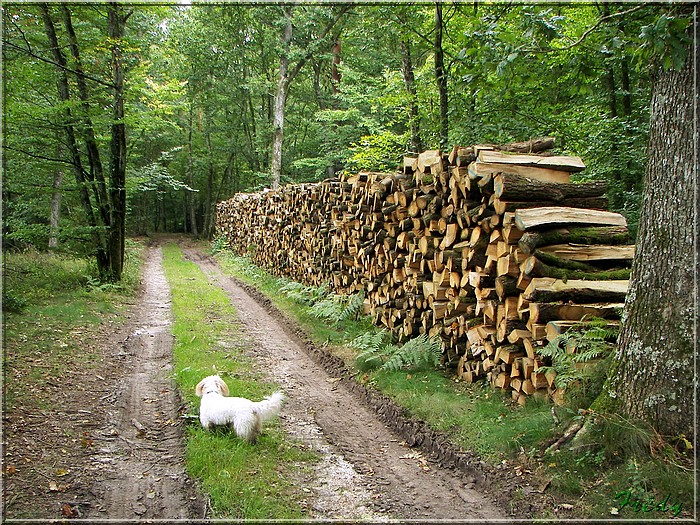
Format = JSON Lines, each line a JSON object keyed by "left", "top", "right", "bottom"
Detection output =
{"left": 216, "top": 139, "right": 633, "bottom": 404}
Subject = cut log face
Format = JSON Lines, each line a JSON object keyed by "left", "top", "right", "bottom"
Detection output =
{"left": 478, "top": 150, "right": 586, "bottom": 172}
{"left": 515, "top": 207, "right": 628, "bottom": 231}
{"left": 216, "top": 138, "right": 632, "bottom": 403}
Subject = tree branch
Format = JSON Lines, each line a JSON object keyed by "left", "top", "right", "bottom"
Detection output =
{"left": 2, "top": 39, "right": 116, "bottom": 89}
{"left": 287, "top": 5, "right": 351, "bottom": 84}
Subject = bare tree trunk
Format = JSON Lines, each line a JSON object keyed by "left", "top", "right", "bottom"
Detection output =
{"left": 271, "top": 6, "right": 293, "bottom": 190}
{"left": 107, "top": 2, "right": 127, "bottom": 281}
{"left": 202, "top": 112, "right": 215, "bottom": 237}
{"left": 186, "top": 103, "right": 199, "bottom": 236}
{"left": 39, "top": 3, "right": 109, "bottom": 274}
{"left": 48, "top": 142, "right": 63, "bottom": 249}
{"left": 400, "top": 37, "right": 422, "bottom": 153}
{"left": 61, "top": 4, "right": 110, "bottom": 227}
{"left": 603, "top": 14, "right": 697, "bottom": 439}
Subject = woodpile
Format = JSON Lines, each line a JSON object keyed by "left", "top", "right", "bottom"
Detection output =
{"left": 216, "top": 137, "right": 633, "bottom": 404}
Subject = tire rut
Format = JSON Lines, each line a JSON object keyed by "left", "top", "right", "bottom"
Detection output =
{"left": 85, "top": 244, "right": 203, "bottom": 519}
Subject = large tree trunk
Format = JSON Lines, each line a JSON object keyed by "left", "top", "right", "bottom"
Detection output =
{"left": 603, "top": 16, "right": 697, "bottom": 439}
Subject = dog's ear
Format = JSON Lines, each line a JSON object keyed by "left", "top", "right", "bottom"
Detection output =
{"left": 195, "top": 378, "right": 206, "bottom": 397}
{"left": 215, "top": 376, "right": 229, "bottom": 396}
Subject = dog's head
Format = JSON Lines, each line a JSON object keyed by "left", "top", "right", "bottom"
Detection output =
{"left": 195, "top": 375, "right": 230, "bottom": 397}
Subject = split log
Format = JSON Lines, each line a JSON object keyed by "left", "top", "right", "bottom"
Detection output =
{"left": 469, "top": 161, "right": 571, "bottom": 184}
{"left": 514, "top": 207, "right": 627, "bottom": 231}
{"left": 523, "top": 277, "right": 629, "bottom": 303}
{"left": 478, "top": 150, "right": 586, "bottom": 172}
{"left": 536, "top": 243, "right": 635, "bottom": 262}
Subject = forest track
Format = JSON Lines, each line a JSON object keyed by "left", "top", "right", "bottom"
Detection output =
{"left": 4, "top": 238, "right": 507, "bottom": 521}
{"left": 84, "top": 243, "right": 204, "bottom": 519}
{"left": 180, "top": 241, "right": 505, "bottom": 520}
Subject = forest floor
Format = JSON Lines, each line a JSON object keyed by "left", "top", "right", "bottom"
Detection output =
{"left": 4, "top": 237, "right": 510, "bottom": 521}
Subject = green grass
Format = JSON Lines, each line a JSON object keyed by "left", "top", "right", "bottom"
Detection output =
{"left": 213, "top": 249, "right": 696, "bottom": 520}
{"left": 3, "top": 243, "right": 144, "bottom": 409}
{"left": 160, "top": 243, "right": 316, "bottom": 520}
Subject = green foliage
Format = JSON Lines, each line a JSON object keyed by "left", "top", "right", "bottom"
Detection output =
{"left": 537, "top": 319, "right": 617, "bottom": 391}
{"left": 209, "top": 235, "right": 229, "bottom": 255}
{"left": 353, "top": 333, "right": 442, "bottom": 373}
{"left": 345, "top": 131, "right": 408, "bottom": 173}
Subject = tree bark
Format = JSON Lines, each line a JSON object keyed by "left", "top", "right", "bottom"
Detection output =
{"left": 400, "top": 37, "right": 422, "bottom": 154}
{"left": 61, "top": 4, "right": 110, "bottom": 227}
{"left": 603, "top": 13, "right": 697, "bottom": 438}
{"left": 271, "top": 6, "right": 292, "bottom": 190}
{"left": 107, "top": 2, "right": 127, "bottom": 281}
{"left": 39, "top": 3, "right": 109, "bottom": 272}
{"left": 48, "top": 141, "right": 64, "bottom": 249}
{"left": 186, "top": 103, "right": 199, "bottom": 236}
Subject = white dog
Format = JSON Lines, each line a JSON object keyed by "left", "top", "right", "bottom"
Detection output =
{"left": 195, "top": 375, "right": 285, "bottom": 443}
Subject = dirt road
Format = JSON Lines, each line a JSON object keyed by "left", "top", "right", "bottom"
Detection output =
{"left": 84, "top": 245, "right": 203, "bottom": 519}
{"left": 181, "top": 244, "right": 504, "bottom": 520}
{"left": 4, "top": 240, "right": 506, "bottom": 520}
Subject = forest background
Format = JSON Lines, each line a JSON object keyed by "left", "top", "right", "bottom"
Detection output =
{"left": 4, "top": 2, "right": 674, "bottom": 256}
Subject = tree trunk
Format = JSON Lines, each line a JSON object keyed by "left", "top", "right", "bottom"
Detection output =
{"left": 400, "top": 37, "right": 422, "bottom": 153}
{"left": 40, "top": 3, "right": 109, "bottom": 273}
{"left": 203, "top": 111, "right": 215, "bottom": 237}
{"left": 271, "top": 6, "right": 293, "bottom": 190}
{"left": 434, "top": 3, "right": 448, "bottom": 149}
{"left": 186, "top": 103, "right": 199, "bottom": 236}
{"left": 61, "top": 4, "right": 110, "bottom": 227}
{"left": 602, "top": 15, "right": 696, "bottom": 439}
{"left": 107, "top": 2, "right": 127, "bottom": 282}
{"left": 48, "top": 142, "right": 64, "bottom": 249}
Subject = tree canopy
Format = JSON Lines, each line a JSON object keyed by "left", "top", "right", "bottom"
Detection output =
{"left": 2, "top": 2, "right": 690, "bottom": 246}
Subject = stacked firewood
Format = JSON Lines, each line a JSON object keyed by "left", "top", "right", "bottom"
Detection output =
{"left": 216, "top": 138, "right": 633, "bottom": 403}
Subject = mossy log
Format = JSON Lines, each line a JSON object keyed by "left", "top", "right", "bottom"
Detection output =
{"left": 518, "top": 226, "right": 630, "bottom": 254}
{"left": 523, "top": 277, "right": 629, "bottom": 303}
{"left": 521, "top": 255, "right": 631, "bottom": 281}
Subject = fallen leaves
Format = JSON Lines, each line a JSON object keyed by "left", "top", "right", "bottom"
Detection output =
{"left": 399, "top": 451, "right": 431, "bottom": 472}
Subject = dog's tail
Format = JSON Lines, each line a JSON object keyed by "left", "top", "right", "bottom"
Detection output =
{"left": 254, "top": 391, "right": 285, "bottom": 422}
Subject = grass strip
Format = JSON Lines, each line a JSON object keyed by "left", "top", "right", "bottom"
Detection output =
{"left": 3, "top": 242, "right": 145, "bottom": 411}
{"left": 160, "top": 243, "right": 315, "bottom": 520}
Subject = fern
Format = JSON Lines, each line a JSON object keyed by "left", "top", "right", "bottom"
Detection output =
{"left": 538, "top": 318, "right": 616, "bottom": 390}
{"left": 308, "top": 291, "right": 364, "bottom": 324}
{"left": 353, "top": 333, "right": 442, "bottom": 372}
{"left": 279, "top": 281, "right": 329, "bottom": 305}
